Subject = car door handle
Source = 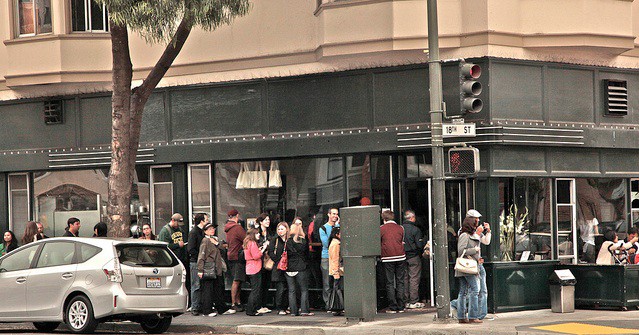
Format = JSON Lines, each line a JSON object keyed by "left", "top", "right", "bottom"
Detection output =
{"left": 62, "top": 273, "right": 74, "bottom": 279}
{"left": 16, "top": 277, "right": 26, "bottom": 284}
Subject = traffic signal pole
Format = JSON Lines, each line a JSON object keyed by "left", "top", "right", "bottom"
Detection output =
{"left": 427, "top": 0, "right": 451, "bottom": 320}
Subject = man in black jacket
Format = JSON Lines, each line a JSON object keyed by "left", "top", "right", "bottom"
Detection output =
{"left": 402, "top": 210, "right": 425, "bottom": 309}
{"left": 187, "top": 213, "right": 208, "bottom": 315}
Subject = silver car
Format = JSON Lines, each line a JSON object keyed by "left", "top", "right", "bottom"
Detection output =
{"left": 0, "top": 237, "right": 188, "bottom": 334}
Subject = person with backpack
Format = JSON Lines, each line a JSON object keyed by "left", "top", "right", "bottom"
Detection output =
{"left": 402, "top": 210, "right": 425, "bottom": 309}
{"left": 319, "top": 208, "right": 340, "bottom": 310}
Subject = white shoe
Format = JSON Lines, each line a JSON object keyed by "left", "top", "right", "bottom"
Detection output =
{"left": 257, "top": 307, "right": 271, "bottom": 314}
{"left": 223, "top": 309, "right": 237, "bottom": 315}
{"left": 207, "top": 312, "right": 217, "bottom": 317}
{"left": 186, "top": 307, "right": 192, "bottom": 312}
{"left": 450, "top": 306, "right": 457, "bottom": 319}
{"left": 278, "top": 310, "right": 287, "bottom": 315}
{"left": 407, "top": 303, "right": 419, "bottom": 309}
{"left": 416, "top": 302, "right": 426, "bottom": 308}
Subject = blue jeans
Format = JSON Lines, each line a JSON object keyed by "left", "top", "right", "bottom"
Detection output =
{"left": 189, "top": 261, "right": 201, "bottom": 312}
{"left": 321, "top": 258, "right": 332, "bottom": 309}
{"left": 478, "top": 264, "right": 488, "bottom": 319}
{"left": 286, "top": 270, "right": 310, "bottom": 314}
{"left": 457, "top": 275, "right": 480, "bottom": 320}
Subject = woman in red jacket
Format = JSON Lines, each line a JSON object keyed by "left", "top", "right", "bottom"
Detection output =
{"left": 244, "top": 228, "right": 268, "bottom": 316}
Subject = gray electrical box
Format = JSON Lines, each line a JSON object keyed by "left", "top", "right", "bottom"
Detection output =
{"left": 341, "top": 205, "right": 381, "bottom": 257}
{"left": 340, "top": 205, "right": 381, "bottom": 322}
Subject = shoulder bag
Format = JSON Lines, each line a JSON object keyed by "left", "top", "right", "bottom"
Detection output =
{"left": 454, "top": 249, "right": 478, "bottom": 275}
{"left": 277, "top": 241, "right": 288, "bottom": 271}
{"left": 263, "top": 240, "right": 275, "bottom": 270}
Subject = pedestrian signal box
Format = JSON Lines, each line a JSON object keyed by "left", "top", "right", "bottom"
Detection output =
{"left": 448, "top": 147, "right": 479, "bottom": 175}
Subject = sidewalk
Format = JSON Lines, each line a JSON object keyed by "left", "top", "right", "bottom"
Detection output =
{"left": 133, "top": 308, "right": 639, "bottom": 335}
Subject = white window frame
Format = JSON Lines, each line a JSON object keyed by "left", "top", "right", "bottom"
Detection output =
{"left": 8, "top": 173, "right": 31, "bottom": 231}
{"left": 187, "top": 163, "right": 213, "bottom": 231}
{"left": 15, "top": 0, "right": 52, "bottom": 37}
{"left": 555, "top": 178, "right": 577, "bottom": 264}
{"left": 71, "top": 0, "right": 109, "bottom": 32}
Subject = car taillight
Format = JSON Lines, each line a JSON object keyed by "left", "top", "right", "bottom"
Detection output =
{"left": 103, "top": 257, "right": 123, "bottom": 283}
{"left": 180, "top": 264, "right": 187, "bottom": 283}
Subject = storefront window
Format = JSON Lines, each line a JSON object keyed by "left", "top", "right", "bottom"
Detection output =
{"left": 631, "top": 179, "right": 639, "bottom": 227}
{"left": 9, "top": 174, "right": 30, "bottom": 236}
{"left": 188, "top": 164, "right": 212, "bottom": 229}
{"left": 215, "top": 157, "right": 345, "bottom": 237}
{"left": 347, "top": 155, "right": 391, "bottom": 208}
{"left": 406, "top": 154, "right": 432, "bottom": 178}
{"left": 576, "top": 178, "right": 627, "bottom": 263}
{"left": 34, "top": 168, "right": 150, "bottom": 237}
{"left": 151, "top": 166, "right": 173, "bottom": 234}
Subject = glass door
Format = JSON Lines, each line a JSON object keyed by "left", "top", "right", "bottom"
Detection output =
{"left": 188, "top": 164, "right": 212, "bottom": 230}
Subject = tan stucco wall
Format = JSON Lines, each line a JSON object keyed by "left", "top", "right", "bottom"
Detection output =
{"left": 1, "top": 0, "right": 638, "bottom": 100}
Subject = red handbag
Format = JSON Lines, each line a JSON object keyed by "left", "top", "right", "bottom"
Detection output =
{"left": 278, "top": 242, "right": 288, "bottom": 271}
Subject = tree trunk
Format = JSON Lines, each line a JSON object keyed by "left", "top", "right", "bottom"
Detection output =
{"left": 108, "top": 22, "right": 134, "bottom": 237}
{"left": 107, "top": 19, "right": 193, "bottom": 237}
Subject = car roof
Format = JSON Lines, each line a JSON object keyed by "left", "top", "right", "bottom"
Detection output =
{"left": 32, "top": 237, "right": 167, "bottom": 247}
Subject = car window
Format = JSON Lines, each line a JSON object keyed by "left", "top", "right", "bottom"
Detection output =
{"left": 0, "top": 244, "right": 40, "bottom": 272}
{"left": 78, "top": 243, "right": 102, "bottom": 263}
{"left": 116, "top": 245, "right": 179, "bottom": 267}
{"left": 36, "top": 242, "right": 75, "bottom": 268}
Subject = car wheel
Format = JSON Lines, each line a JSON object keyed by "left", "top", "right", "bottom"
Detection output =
{"left": 65, "top": 295, "right": 98, "bottom": 333}
{"left": 33, "top": 322, "right": 60, "bottom": 332}
{"left": 140, "top": 316, "right": 172, "bottom": 334}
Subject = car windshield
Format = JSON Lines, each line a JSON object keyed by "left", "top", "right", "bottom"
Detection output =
{"left": 115, "top": 244, "right": 178, "bottom": 267}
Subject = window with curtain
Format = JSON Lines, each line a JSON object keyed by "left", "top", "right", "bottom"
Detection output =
{"left": 16, "top": 0, "right": 52, "bottom": 36}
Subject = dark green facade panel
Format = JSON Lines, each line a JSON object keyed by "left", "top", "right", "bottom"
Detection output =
{"left": 170, "top": 84, "right": 262, "bottom": 140}
{"left": 0, "top": 100, "right": 76, "bottom": 150}
{"left": 79, "top": 96, "right": 111, "bottom": 146}
{"left": 491, "top": 63, "right": 543, "bottom": 121}
{"left": 549, "top": 148, "right": 599, "bottom": 174}
{"left": 490, "top": 147, "right": 547, "bottom": 174}
{"left": 140, "top": 93, "right": 167, "bottom": 143}
{"left": 373, "top": 68, "right": 429, "bottom": 126}
{"left": 267, "top": 74, "right": 369, "bottom": 133}
{"left": 602, "top": 149, "right": 639, "bottom": 175}
{"left": 547, "top": 68, "right": 594, "bottom": 123}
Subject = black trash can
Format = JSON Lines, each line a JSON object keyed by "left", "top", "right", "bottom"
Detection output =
{"left": 548, "top": 269, "right": 576, "bottom": 313}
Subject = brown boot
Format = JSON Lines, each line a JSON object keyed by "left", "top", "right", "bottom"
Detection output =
{"left": 459, "top": 319, "right": 470, "bottom": 324}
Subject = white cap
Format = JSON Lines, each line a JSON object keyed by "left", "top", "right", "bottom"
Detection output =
{"left": 466, "top": 209, "right": 482, "bottom": 218}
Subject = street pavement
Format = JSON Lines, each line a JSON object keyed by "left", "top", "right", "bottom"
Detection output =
{"left": 126, "top": 307, "right": 639, "bottom": 335}
{"left": 1, "top": 308, "right": 639, "bottom": 334}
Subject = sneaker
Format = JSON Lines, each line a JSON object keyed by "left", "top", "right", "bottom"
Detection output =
{"left": 300, "top": 312, "right": 315, "bottom": 316}
{"left": 246, "top": 312, "right": 262, "bottom": 316}
{"left": 407, "top": 303, "right": 419, "bottom": 309}
{"left": 257, "top": 307, "right": 271, "bottom": 314}
{"left": 278, "top": 310, "right": 287, "bottom": 315}
{"left": 234, "top": 305, "right": 245, "bottom": 313}
{"left": 482, "top": 316, "right": 495, "bottom": 321}
{"left": 207, "top": 312, "right": 218, "bottom": 317}
{"left": 385, "top": 310, "right": 397, "bottom": 314}
{"left": 187, "top": 307, "right": 192, "bottom": 312}
{"left": 397, "top": 309, "right": 405, "bottom": 313}
{"left": 450, "top": 305, "right": 458, "bottom": 319}
{"left": 191, "top": 310, "right": 201, "bottom": 316}
{"left": 326, "top": 310, "right": 333, "bottom": 313}
{"left": 223, "top": 309, "right": 237, "bottom": 315}
{"left": 416, "top": 302, "right": 426, "bottom": 308}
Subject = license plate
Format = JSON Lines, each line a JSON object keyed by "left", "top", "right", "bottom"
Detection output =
{"left": 146, "top": 277, "right": 161, "bottom": 288}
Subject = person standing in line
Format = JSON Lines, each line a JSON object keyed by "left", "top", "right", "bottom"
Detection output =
{"left": 307, "top": 213, "right": 323, "bottom": 290}
{"left": 268, "top": 221, "right": 290, "bottom": 315}
{"left": 380, "top": 210, "right": 407, "bottom": 313}
{"left": 466, "top": 210, "right": 492, "bottom": 321}
{"left": 188, "top": 213, "right": 208, "bottom": 316}
{"left": 223, "top": 209, "right": 246, "bottom": 314}
{"left": 286, "top": 223, "right": 313, "bottom": 316}
{"left": 256, "top": 213, "right": 274, "bottom": 314}
{"left": 328, "top": 227, "right": 343, "bottom": 316}
{"left": 402, "top": 210, "right": 425, "bottom": 309}
{"left": 21, "top": 221, "right": 40, "bottom": 245}
{"left": 455, "top": 217, "right": 482, "bottom": 324}
{"left": 63, "top": 217, "right": 81, "bottom": 237}
{"left": 139, "top": 223, "right": 156, "bottom": 240}
{"left": 0, "top": 231, "right": 18, "bottom": 255}
{"left": 198, "top": 222, "right": 227, "bottom": 317}
{"left": 244, "top": 228, "right": 267, "bottom": 316}
{"left": 320, "top": 208, "right": 340, "bottom": 310}
{"left": 158, "top": 213, "right": 187, "bottom": 264}
{"left": 93, "top": 222, "right": 108, "bottom": 237}
{"left": 35, "top": 222, "right": 49, "bottom": 239}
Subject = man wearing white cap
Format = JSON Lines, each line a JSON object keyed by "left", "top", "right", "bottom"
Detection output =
{"left": 466, "top": 209, "right": 492, "bottom": 321}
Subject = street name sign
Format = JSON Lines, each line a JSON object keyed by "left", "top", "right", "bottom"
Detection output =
{"left": 442, "top": 123, "right": 476, "bottom": 137}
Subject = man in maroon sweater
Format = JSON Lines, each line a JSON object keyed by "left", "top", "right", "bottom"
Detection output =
{"left": 380, "top": 210, "right": 407, "bottom": 313}
{"left": 224, "top": 209, "right": 246, "bottom": 314}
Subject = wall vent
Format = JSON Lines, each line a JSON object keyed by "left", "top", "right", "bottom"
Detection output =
{"left": 603, "top": 79, "right": 628, "bottom": 117}
{"left": 44, "top": 100, "right": 64, "bottom": 125}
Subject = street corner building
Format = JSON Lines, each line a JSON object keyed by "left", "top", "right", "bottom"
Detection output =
{"left": 2, "top": 0, "right": 639, "bottom": 314}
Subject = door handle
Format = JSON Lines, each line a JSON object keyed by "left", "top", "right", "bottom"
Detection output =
{"left": 62, "top": 273, "right": 74, "bottom": 279}
{"left": 16, "top": 277, "right": 26, "bottom": 284}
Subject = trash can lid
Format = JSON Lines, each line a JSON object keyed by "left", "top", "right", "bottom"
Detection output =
{"left": 549, "top": 269, "right": 577, "bottom": 286}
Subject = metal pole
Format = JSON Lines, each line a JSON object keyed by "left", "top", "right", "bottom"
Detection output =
{"left": 427, "top": 0, "right": 451, "bottom": 320}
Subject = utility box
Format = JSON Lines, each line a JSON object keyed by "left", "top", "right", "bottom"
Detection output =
{"left": 549, "top": 269, "right": 576, "bottom": 313}
{"left": 340, "top": 205, "right": 381, "bottom": 321}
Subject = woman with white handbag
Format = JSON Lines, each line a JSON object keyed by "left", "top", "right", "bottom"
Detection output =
{"left": 454, "top": 217, "right": 482, "bottom": 324}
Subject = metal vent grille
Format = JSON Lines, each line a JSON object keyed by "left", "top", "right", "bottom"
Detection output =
{"left": 603, "top": 79, "right": 628, "bottom": 116}
{"left": 44, "top": 100, "right": 64, "bottom": 125}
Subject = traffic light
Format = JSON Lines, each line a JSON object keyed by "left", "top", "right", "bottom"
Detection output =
{"left": 448, "top": 147, "right": 479, "bottom": 175}
{"left": 459, "top": 62, "right": 483, "bottom": 114}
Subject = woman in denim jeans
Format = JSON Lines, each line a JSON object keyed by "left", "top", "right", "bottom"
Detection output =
{"left": 455, "top": 217, "right": 482, "bottom": 324}
{"left": 285, "top": 223, "right": 314, "bottom": 316}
